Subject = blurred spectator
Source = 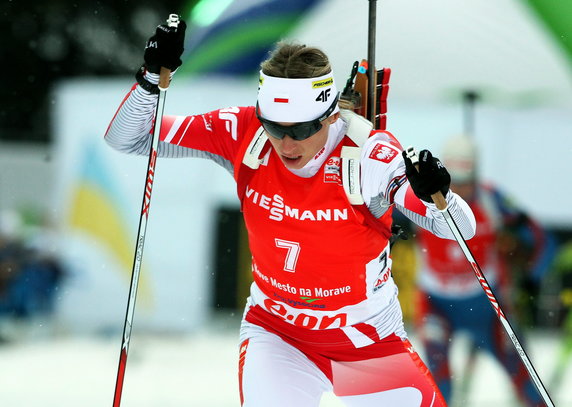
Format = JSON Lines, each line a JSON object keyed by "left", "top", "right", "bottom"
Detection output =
{"left": 0, "top": 210, "right": 65, "bottom": 341}
{"left": 411, "top": 135, "right": 555, "bottom": 406}
{"left": 547, "top": 240, "right": 572, "bottom": 393}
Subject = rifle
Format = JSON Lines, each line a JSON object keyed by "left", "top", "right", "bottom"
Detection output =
{"left": 340, "top": 0, "right": 390, "bottom": 130}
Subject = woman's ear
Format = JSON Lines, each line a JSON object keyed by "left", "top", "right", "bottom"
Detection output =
{"left": 327, "top": 112, "right": 341, "bottom": 124}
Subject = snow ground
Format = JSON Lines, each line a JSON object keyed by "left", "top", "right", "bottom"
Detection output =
{"left": 0, "top": 314, "right": 568, "bottom": 407}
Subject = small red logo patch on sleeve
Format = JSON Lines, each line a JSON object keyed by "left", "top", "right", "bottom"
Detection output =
{"left": 274, "top": 98, "right": 289, "bottom": 103}
{"left": 369, "top": 143, "right": 398, "bottom": 163}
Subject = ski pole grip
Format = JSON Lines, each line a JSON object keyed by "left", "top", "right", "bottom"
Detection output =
{"left": 158, "top": 14, "right": 180, "bottom": 90}
{"left": 158, "top": 67, "right": 171, "bottom": 89}
{"left": 430, "top": 191, "right": 448, "bottom": 211}
{"left": 405, "top": 146, "right": 448, "bottom": 211}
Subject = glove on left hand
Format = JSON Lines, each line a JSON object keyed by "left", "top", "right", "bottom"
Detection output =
{"left": 402, "top": 149, "right": 451, "bottom": 203}
{"left": 144, "top": 19, "right": 187, "bottom": 74}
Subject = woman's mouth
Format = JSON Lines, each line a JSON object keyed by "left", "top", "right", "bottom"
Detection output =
{"left": 281, "top": 154, "right": 303, "bottom": 166}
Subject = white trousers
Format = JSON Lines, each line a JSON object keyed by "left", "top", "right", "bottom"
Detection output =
{"left": 239, "top": 322, "right": 445, "bottom": 407}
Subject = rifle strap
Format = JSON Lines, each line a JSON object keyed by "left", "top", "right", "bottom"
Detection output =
{"left": 340, "top": 109, "right": 374, "bottom": 205}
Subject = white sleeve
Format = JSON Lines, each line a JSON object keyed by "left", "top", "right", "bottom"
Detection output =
{"left": 393, "top": 189, "right": 476, "bottom": 240}
{"left": 104, "top": 71, "right": 198, "bottom": 159}
{"left": 360, "top": 135, "right": 408, "bottom": 218}
{"left": 360, "top": 135, "right": 476, "bottom": 240}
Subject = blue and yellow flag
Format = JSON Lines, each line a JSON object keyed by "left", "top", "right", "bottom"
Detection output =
{"left": 68, "top": 141, "right": 152, "bottom": 303}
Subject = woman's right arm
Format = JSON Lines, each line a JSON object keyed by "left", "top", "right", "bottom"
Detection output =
{"left": 104, "top": 70, "right": 258, "bottom": 177}
{"left": 104, "top": 71, "right": 198, "bottom": 159}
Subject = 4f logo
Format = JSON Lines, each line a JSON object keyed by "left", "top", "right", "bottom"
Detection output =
{"left": 315, "top": 88, "right": 331, "bottom": 102}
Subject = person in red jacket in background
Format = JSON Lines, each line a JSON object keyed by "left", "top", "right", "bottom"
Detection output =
{"left": 414, "top": 134, "right": 554, "bottom": 406}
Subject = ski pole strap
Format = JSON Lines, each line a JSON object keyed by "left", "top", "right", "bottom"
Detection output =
{"left": 135, "top": 65, "right": 160, "bottom": 95}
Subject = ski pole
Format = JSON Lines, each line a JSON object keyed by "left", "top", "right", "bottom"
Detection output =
{"left": 367, "top": 0, "right": 377, "bottom": 122}
{"left": 405, "top": 146, "right": 555, "bottom": 407}
{"left": 112, "top": 14, "right": 180, "bottom": 407}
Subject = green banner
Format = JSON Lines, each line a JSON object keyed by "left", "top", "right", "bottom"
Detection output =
{"left": 524, "top": 0, "right": 572, "bottom": 72}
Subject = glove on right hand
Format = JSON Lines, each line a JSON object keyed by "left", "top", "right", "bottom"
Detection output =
{"left": 144, "top": 19, "right": 187, "bottom": 74}
{"left": 402, "top": 149, "right": 451, "bottom": 203}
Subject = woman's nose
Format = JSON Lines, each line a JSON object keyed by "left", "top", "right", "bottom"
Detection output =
{"left": 280, "top": 136, "right": 298, "bottom": 152}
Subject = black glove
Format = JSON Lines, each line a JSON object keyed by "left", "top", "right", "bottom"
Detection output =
{"left": 144, "top": 19, "right": 187, "bottom": 73}
{"left": 402, "top": 149, "right": 450, "bottom": 203}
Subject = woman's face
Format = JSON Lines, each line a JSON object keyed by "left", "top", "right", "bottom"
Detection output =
{"left": 267, "top": 113, "right": 339, "bottom": 170}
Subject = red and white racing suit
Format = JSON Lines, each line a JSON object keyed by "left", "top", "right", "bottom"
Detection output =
{"left": 105, "top": 74, "right": 476, "bottom": 407}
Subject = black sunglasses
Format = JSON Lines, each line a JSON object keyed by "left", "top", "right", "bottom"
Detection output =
{"left": 255, "top": 93, "right": 340, "bottom": 141}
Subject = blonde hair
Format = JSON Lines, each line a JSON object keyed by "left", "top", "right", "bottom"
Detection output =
{"left": 261, "top": 42, "right": 332, "bottom": 79}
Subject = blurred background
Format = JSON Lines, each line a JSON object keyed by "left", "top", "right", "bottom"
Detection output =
{"left": 1, "top": 0, "right": 572, "bottom": 406}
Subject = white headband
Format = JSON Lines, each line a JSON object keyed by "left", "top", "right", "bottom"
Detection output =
{"left": 257, "top": 71, "right": 339, "bottom": 122}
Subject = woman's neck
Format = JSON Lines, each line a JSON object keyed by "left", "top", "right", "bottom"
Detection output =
{"left": 289, "top": 119, "right": 347, "bottom": 178}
